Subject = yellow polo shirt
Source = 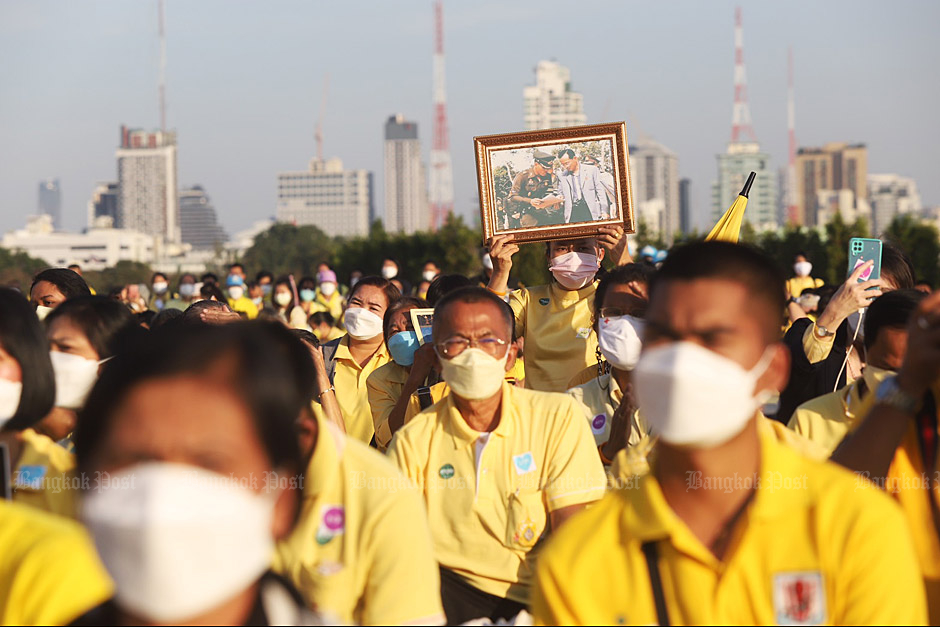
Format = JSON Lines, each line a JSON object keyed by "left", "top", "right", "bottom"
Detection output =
{"left": 312, "top": 290, "right": 345, "bottom": 321}
{"left": 228, "top": 295, "right": 259, "bottom": 319}
{"left": 274, "top": 415, "right": 443, "bottom": 625}
{"left": 0, "top": 500, "right": 113, "bottom": 625}
{"left": 332, "top": 335, "right": 390, "bottom": 444}
{"left": 789, "top": 366, "right": 890, "bottom": 454}
{"left": 786, "top": 275, "right": 824, "bottom": 299}
{"left": 566, "top": 372, "right": 649, "bottom": 448}
{"left": 387, "top": 382, "right": 606, "bottom": 603}
{"left": 532, "top": 433, "right": 927, "bottom": 625}
{"left": 509, "top": 281, "right": 597, "bottom": 392}
{"left": 12, "top": 428, "right": 78, "bottom": 518}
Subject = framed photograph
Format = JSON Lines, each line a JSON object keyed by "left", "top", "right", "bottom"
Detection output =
{"left": 474, "top": 122, "right": 634, "bottom": 244}
{"left": 409, "top": 308, "right": 435, "bottom": 345}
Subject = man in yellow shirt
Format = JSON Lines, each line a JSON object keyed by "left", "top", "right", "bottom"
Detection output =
{"left": 225, "top": 274, "right": 259, "bottom": 319}
{"left": 0, "top": 499, "right": 113, "bottom": 625}
{"left": 533, "top": 241, "right": 926, "bottom": 625}
{"left": 388, "top": 287, "right": 606, "bottom": 624}
{"left": 274, "top": 408, "right": 443, "bottom": 625}
{"left": 832, "top": 288, "right": 940, "bottom": 624}
{"left": 486, "top": 225, "right": 630, "bottom": 392}
{"left": 790, "top": 289, "right": 924, "bottom": 453}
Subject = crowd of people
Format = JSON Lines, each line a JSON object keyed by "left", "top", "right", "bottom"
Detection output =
{"left": 0, "top": 224, "right": 939, "bottom": 625}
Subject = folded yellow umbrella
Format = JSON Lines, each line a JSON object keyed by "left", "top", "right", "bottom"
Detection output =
{"left": 706, "top": 171, "right": 756, "bottom": 243}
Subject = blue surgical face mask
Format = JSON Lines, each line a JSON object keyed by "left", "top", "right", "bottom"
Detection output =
{"left": 261, "top": 284, "right": 272, "bottom": 296}
{"left": 387, "top": 331, "right": 420, "bottom": 367}
{"left": 179, "top": 283, "right": 195, "bottom": 298}
{"left": 300, "top": 289, "right": 316, "bottom": 303}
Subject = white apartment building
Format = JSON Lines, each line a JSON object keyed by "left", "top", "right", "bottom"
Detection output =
{"left": 523, "top": 61, "right": 587, "bottom": 130}
{"left": 629, "top": 138, "right": 680, "bottom": 243}
{"left": 384, "top": 115, "right": 429, "bottom": 235}
{"left": 276, "top": 157, "right": 373, "bottom": 237}
{"left": 116, "top": 125, "right": 179, "bottom": 243}
{"left": 711, "top": 142, "right": 778, "bottom": 231}
{"left": 868, "top": 173, "right": 922, "bottom": 235}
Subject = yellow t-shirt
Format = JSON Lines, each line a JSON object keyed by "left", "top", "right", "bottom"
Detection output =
{"left": 509, "top": 281, "right": 597, "bottom": 392}
{"left": 0, "top": 500, "right": 113, "bottom": 625}
{"left": 789, "top": 366, "right": 891, "bottom": 454}
{"left": 332, "top": 335, "right": 390, "bottom": 444}
{"left": 12, "top": 428, "right": 79, "bottom": 518}
{"left": 274, "top": 415, "right": 443, "bottom": 625}
{"left": 532, "top": 433, "right": 927, "bottom": 625}
{"left": 387, "top": 382, "right": 607, "bottom": 603}
{"left": 566, "top": 372, "right": 649, "bottom": 448}
{"left": 228, "top": 296, "right": 259, "bottom": 320}
{"left": 786, "top": 275, "right": 824, "bottom": 299}
{"left": 311, "top": 290, "right": 345, "bottom": 321}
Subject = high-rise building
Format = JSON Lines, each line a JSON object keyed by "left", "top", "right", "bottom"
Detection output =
{"left": 868, "top": 173, "right": 922, "bottom": 235}
{"left": 711, "top": 8, "right": 777, "bottom": 231}
{"left": 795, "top": 142, "right": 867, "bottom": 226}
{"left": 276, "top": 157, "right": 374, "bottom": 237}
{"left": 384, "top": 115, "right": 429, "bottom": 234}
{"left": 629, "top": 138, "right": 680, "bottom": 243}
{"left": 87, "top": 182, "right": 119, "bottom": 228}
{"left": 180, "top": 185, "right": 228, "bottom": 250}
{"left": 523, "top": 61, "right": 587, "bottom": 130}
{"left": 116, "top": 125, "right": 179, "bottom": 242}
{"left": 38, "top": 179, "right": 61, "bottom": 228}
{"left": 679, "top": 178, "right": 692, "bottom": 235}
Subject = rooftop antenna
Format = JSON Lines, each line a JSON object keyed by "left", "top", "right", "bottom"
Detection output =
{"left": 158, "top": 0, "right": 167, "bottom": 132}
{"left": 730, "top": 7, "right": 758, "bottom": 144}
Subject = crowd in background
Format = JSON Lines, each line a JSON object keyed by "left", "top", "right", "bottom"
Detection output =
{"left": 0, "top": 225, "right": 939, "bottom": 625}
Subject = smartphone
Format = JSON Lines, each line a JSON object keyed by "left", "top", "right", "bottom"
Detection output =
{"left": 847, "top": 238, "right": 882, "bottom": 284}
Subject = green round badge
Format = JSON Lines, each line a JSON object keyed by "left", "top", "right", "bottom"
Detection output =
{"left": 439, "top": 463, "right": 455, "bottom": 479}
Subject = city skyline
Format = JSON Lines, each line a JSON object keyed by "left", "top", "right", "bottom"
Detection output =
{"left": 1, "top": 1, "right": 938, "bottom": 238}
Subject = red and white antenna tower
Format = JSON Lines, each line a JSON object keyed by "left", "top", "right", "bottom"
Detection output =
{"left": 730, "top": 7, "right": 757, "bottom": 144}
{"left": 158, "top": 0, "right": 167, "bottom": 132}
{"left": 786, "top": 46, "right": 799, "bottom": 224}
{"left": 429, "top": 0, "right": 454, "bottom": 231}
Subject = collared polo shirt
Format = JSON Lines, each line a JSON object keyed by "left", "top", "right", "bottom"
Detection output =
{"left": 387, "top": 382, "right": 606, "bottom": 603}
{"left": 0, "top": 500, "right": 113, "bottom": 625}
{"left": 367, "top": 363, "right": 448, "bottom": 451}
{"left": 273, "top": 414, "right": 443, "bottom": 625}
{"left": 566, "top": 372, "right": 649, "bottom": 448}
{"left": 12, "top": 428, "right": 79, "bottom": 518}
{"left": 532, "top": 433, "right": 926, "bottom": 625}
{"left": 332, "top": 335, "right": 390, "bottom": 443}
{"left": 509, "top": 281, "right": 597, "bottom": 392}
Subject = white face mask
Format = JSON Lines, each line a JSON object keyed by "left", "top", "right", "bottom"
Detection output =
{"left": 597, "top": 315, "right": 645, "bottom": 371}
{"left": 274, "top": 292, "right": 293, "bottom": 307}
{"left": 793, "top": 261, "right": 813, "bottom": 277}
{"left": 82, "top": 462, "right": 275, "bottom": 623}
{"left": 633, "top": 341, "right": 774, "bottom": 448}
{"left": 36, "top": 305, "right": 54, "bottom": 321}
{"left": 381, "top": 265, "right": 398, "bottom": 280}
{"left": 343, "top": 307, "right": 384, "bottom": 340}
{"left": 50, "top": 351, "right": 103, "bottom": 410}
{"left": 549, "top": 251, "right": 600, "bottom": 291}
{"left": 152, "top": 281, "right": 168, "bottom": 295}
{"left": 320, "top": 282, "right": 337, "bottom": 297}
{"left": 440, "top": 347, "right": 508, "bottom": 401}
{"left": 228, "top": 286, "right": 245, "bottom": 301}
{"left": 422, "top": 270, "right": 437, "bottom": 283}
{"left": 0, "top": 378, "right": 23, "bottom": 425}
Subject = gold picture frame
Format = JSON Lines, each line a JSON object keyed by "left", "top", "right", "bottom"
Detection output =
{"left": 474, "top": 122, "right": 634, "bottom": 244}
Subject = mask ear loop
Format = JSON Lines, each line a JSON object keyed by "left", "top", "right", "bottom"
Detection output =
{"left": 595, "top": 345, "right": 610, "bottom": 391}
{"left": 834, "top": 309, "right": 865, "bottom": 393}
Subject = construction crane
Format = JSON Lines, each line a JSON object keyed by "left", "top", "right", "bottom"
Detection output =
{"left": 315, "top": 73, "right": 330, "bottom": 161}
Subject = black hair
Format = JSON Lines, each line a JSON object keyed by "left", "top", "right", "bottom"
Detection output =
{"left": 30, "top": 268, "right": 91, "bottom": 301}
{"left": 200, "top": 272, "right": 218, "bottom": 284}
{"left": 426, "top": 274, "right": 473, "bottom": 307}
{"left": 44, "top": 296, "right": 138, "bottom": 360}
{"left": 136, "top": 310, "right": 156, "bottom": 328}
{"left": 863, "top": 289, "right": 925, "bottom": 350}
{"left": 433, "top": 287, "right": 514, "bottom": 341}
{"left": 228, "top": 262, "right": 245, "bottom": 273}
{"left": 915, "top": 279, "right": 933, "bottom": 290}
{"left": 594, "top": 263, "right": 655, "bottom": 319}
{"left": 199, "top": 282, "right": 227, "bottom": 303}
{"left": 291, "top": 328, "right": 320, "bottom": 350}
{"left": 650, "top": 241, "right": 786, "bottom": 341}
{"left": 881, "top": 243, "right": 915, "bottom": 290}
{"left": 74, "top": 322, "right": 307, "bottom": 475}
{"left": 348, "top": 276, "right": 401, "bottom": 309}
{"left": 794, "top": 251, "right": 809, "bottom": 260}
{"left": 256, "top": 271, "right": 274, "bottom": 283}
{"left": 151, "top": 272, "right": 168, "bottom": 283}
{"left": 150, "top": 307, "right": 183, "bottom": 330}
{"left": 247, "top": 281, "right": 259, "bottom": 290}
{"left": 383, "top": 296, "right": 428, "bottom": 341}
{"left": 298, "top": 276, "right": 317, "bottom": 290}
{"left": 181, "top": 299, "right": 230, "bottom": 324}
{"left": 557, "top": 148, "right": 576, "bottom": 160}
{"left": 178, "top": 273, "right": 196, "bottom": 286}
{"left": 308, "top": 311, "right": 334, "bottom": 327}
{"left": 0, "top": 288, "right": 55, "bottom": 431}
{"left": 67, "top": 264, "right": 81, "bottom": 271}
{"left": 423, "top": 260, "right": 439, "bottom": 268}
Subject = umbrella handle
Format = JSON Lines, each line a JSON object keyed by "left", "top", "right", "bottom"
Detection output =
{"left": 740, "top": 171, "right": 757, "bottom": 198}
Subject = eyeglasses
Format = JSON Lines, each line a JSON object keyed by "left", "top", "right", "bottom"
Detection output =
{"left": 434, "top": 336, "right": 508, "bottom": 359}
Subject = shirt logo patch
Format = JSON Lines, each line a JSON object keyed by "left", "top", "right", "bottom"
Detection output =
{"left": 14, "top": 465, "right": 46, "bottom": 490}
{"left": 773, "top": 571, "right": 825, "bottom": 625}
{"left": 538, "top": 297, "right": 550, "bottom": 306}
{"left": 439, "top": 463, "right": 455, "bottom": 479}
{"left": 576, "top": 327, "right": 591, "bottom": 339}
{"left": 591, "top": 414, "right": 607, "bottom": 432}
{"left": 513, "top": 517, "right": 539, "bottom": 547}
{"left": 512, "top": 452, "right": 536, "bottom": 475}
{"left": 315, "top": 505, "right": 345, "bottom": 545}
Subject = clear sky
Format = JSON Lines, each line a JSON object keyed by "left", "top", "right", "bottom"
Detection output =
{"left": 1, "top": 0, "right": 938, "bottom": 237}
